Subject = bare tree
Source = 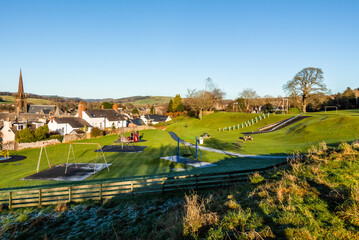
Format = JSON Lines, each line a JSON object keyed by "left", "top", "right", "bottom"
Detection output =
{"left": 283, "top": 67, "right": 327, "bottom": 113}
{"left": 239, "top": 88, "right": 259, "bottom": 112}
{"left": 185, "top": 78, "right": 225, "bottom": 120}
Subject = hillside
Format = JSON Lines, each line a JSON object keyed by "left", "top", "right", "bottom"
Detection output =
{"left": 0, "top": 142, "right": 358, "bottom": 239}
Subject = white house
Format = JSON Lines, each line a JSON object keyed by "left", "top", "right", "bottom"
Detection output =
{"left": 0, "top": 121, "right": 16, "bottom": 144}
{"left": 48, "top": 117, "right": 92, "bottom": 136}
{"left": 140, "top": 115, "right": 172, "bottom": 125}
{"left": 77, "top": 109, "right": 128, "bottom": 130}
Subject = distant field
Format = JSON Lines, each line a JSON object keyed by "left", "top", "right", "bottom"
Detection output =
{"left": 0, "top": 95, "right": 52, "bottom": 105}
{"left": 127, "top": 96, "right": 172, "bottom": 106}
{"left": 2, "top": 110, "right": 359, "bottom": 189}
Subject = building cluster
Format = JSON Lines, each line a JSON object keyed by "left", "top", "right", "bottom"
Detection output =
{"left": 0, "top": 71, "right": 171, "bottom": 145}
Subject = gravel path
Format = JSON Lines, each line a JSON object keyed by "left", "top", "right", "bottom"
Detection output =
{"left": 168, "top": 132, "right": 288, "bottom": 159}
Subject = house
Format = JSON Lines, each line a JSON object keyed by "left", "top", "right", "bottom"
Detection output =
{"left": 75, "top": 102, "right": 128, "bottom": 130}
{"left": 0, "top": 121, "right": 16, "bottom": 144}
{"left": 48, "top": 117, "right": 92, "bottom": 136}
{"left": 140, "top": 115, "right": 172, "bottom": 125}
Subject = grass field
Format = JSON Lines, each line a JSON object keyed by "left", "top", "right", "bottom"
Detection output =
{"left": 1, "top": 110, "right": 358, "bottom": 189}
{"left": 0, "top": 95, "right": 52, "bottom": 105}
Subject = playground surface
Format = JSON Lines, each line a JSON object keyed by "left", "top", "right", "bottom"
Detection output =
{"left": 0, "top": 155, "right": 27, "bottom": 163}
{"left": 98, "top": 145, "right": 147, "bottom": 153}
{"left": 23, "top": 163, "right": 111, "bottom": 181}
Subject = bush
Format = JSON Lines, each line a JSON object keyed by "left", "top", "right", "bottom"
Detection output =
{"left": 91, "top": 127, "right": 103, "bottom": 138}
{"left": 34, "top": 125, "right": 49, "bottom": 141}
{"left": 15, "top": 128, "right": 36, "bottom": 143}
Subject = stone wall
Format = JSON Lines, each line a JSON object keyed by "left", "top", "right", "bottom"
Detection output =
{"left": 62, "top": 134, "right": 86, "bottom": 143}
{"left": 2, "top": 139, "right": 60, "bottom": 151}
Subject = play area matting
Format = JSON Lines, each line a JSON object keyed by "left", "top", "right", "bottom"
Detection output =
{"left": 97, "top": 145, "right": 147, "bottom": 153}
{"left": 23, "top": 163, "right": 111, "bottom": 181}
{"left": 0, "top": 155, "right": 27, "bottom": 163}
{"left": 161, "top": 156, "right": 217, "bottom": 168}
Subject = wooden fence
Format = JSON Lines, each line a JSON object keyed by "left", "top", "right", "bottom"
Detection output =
{"left": 0, "top": 161, "right": 288, "bottom": 209}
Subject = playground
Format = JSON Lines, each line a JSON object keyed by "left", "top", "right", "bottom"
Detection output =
{"left": 1, "top": 110, "right": 359, "bottom": 188}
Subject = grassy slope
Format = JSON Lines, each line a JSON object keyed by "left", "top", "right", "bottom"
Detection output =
{"left": 1, "top": 143, "right": 358, "bottom": 239}
{"left": 0, "top": 95, "right": 52, "bottom": 105}
{"left": 128, "top": 96, "right": 172, "bottom": 106}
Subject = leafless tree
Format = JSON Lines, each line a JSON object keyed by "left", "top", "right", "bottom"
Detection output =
{"left": 185, "top": 78, "right": 225, "bottom": 120}
{"left": 283, "top": 67, "right": 327, "bottom": 113}
{"left": 239, "top": 88, "right": 259, "bottom": 112}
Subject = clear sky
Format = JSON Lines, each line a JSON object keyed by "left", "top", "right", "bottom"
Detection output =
{"left": 0, "top": 0, "right": 358, "bottom": 99}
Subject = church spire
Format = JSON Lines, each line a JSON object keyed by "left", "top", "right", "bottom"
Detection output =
{"left": 17, "top": 69, "right": 24, "bottom": 97}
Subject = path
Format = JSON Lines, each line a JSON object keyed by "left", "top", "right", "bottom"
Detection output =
{"left": 168, "top": 132, "right": 288, "bottom": 159}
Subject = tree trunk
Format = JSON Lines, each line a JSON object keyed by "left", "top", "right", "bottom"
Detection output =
{"left": 199, "top": 109, "right": 203, "bottom": 120}
{"left": 302, "top": 95, "right": 307, "bottom": 113}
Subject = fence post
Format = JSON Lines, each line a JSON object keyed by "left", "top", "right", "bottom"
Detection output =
{"left": 131, "top": 181, "right": 134, "bottom": 196}
{"left": 68, "top": 187, "right": 72, "bottom": 202}
{"left": 38, "top": 189, "right": 42, "bottom": 207}
{"left": 162, "top": 180, "right": 165, "bottom": 196}
{"left": 99, "top": 184, "right": 102, "bottom": 201}
{"left": 9, "top": 191, "right": 12, "bottom": 209}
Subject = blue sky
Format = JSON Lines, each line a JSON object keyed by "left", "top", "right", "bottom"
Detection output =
{"left": 0, "top": 0, "right": 358, "bottom": 99}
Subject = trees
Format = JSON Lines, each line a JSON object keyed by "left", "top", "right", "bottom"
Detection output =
{"left": 150, "top": 106, "right": 155, "bottom": 114}
{"left": 34, "top": 125, "right": 49, "bottom": 141}
{"left": 101, "top": 102, "right": 113, "bottom": 109}
{"left": 167, "top": 100, "right": 173, "bottom": 113}
{"left": 132, "top": 108, "right": 139, "bottom": 114}
{"left": 239, "top": 88, "right": 259, "bottom": 112}
{"left": 185, "top": 78, "right": 225, "bottom": 120}
{"left": 283, "top": 67, "right": 327, "bottom": 113}
{"left": 172, "top": 94, "right": 183, "bottom": 112}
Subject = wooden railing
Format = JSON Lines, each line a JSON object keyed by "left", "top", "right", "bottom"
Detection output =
{"left": 0, "top": 161, "right": 288, "bottom": 209}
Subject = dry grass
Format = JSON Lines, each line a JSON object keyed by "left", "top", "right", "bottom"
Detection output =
{"left": 183, "top": 193, "right": 218, "bottom": 236}
{"left": 54, "top": 203, "right": 68, "bottom": 212}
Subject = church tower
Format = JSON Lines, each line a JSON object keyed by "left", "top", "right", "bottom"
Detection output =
{"left": 15, "top": 69, "right": 27, "bottom": 115}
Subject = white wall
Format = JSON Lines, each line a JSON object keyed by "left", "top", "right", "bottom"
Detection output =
{"left": 48, "top": 121, "right": 74, "bottom": 135}
{"left": 0, "top": 121, "right": 15, "bottom": 143}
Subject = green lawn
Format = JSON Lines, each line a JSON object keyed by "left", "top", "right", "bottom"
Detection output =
{"left": 2, "top": 110, "right": 359, "bottom": 189}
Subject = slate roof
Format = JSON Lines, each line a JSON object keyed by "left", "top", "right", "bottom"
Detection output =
{"left": 28, "top": 105, "right": 56, "bottom": 114}
{"left": 143, "top": 115, "right": 169, "bottom": 122}
{"left": 84, "top": 109, "right": 127, "bottom": 121}
{"left": 130, "top": 118, "right": 146, "bottom": 126}
{"left": 54, "top": 117, "right": 91, "bottom": 129}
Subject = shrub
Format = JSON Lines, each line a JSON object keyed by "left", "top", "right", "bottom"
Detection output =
{"left": 34, "top": 125, "right": 49, "bottom": 141}
{"left": 15, "top": 128, "right": 36, "bottom": 143}
{"left": 249, "top": 172, "right": 265, "bottom": 184}
{"left": 91, "top": 127, "right": 103, "bottom": 138}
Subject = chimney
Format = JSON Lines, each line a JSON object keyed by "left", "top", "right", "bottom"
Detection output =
{"left": 113, "top": 103, "right": 118, "bottom": 111}
{"left": 51, "top": 116, "right": 54, "bottom": 123}
{"left": 78, "top": 101, "right": 85, "bottom": 118}
{"left": 101, "top": 105, "right": 104, "bottom": 109}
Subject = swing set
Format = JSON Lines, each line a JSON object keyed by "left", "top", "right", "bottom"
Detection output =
{"left": 172, "top": 136, "right": 202, "bottom": 162}
{"left": 37, "top": 142, "right": 110, "bottom": 174}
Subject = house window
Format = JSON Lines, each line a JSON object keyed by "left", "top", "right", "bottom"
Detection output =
{"left": 100, "top": 123, "right": 103, "bottom": 129}
{"left": 62, "top": 127, "right": 65, "bottom": 134}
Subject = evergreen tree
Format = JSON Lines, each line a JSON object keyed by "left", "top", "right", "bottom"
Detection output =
{"left": 172, "top": 94, "right": 182, "bottom": 112}
{"left": 150, "top": 106, "right": 155, "bottom": 114}
{"left": 167, "top": 99, "right": 173, "bottom": 113}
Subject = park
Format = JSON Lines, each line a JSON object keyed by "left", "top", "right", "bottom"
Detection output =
{"left": 1, "top": 109, "right": 358, "bottom": 190}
